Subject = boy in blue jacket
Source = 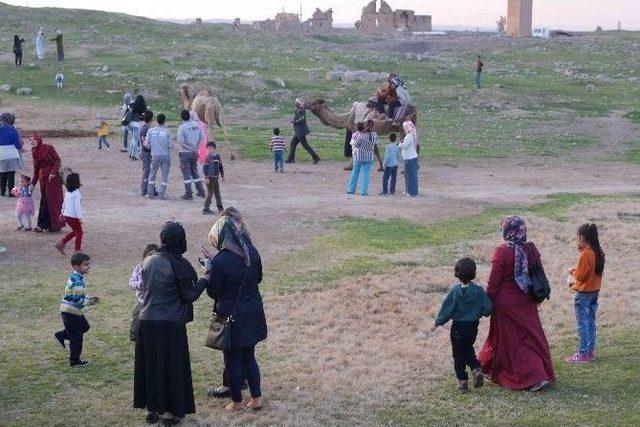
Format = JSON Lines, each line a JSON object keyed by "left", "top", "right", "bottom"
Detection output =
{"left": 432, "top": 257, "right": 493, "bottom": 393}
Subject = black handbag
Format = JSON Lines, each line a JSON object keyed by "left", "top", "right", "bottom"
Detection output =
{"left": 529, "top": 262, "right": 551, "bottom": 303}
{"left": 205, "top": 268, "right": 248, "bottom": 351}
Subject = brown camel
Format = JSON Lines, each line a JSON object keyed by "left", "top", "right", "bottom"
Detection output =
{"left": 304, "top": 99, "right": 418, "bottom": 170}
{"left": 303, "top": 98, "right": 417, "bottom": 137}
{"left": 180, "top": 83, "right": 234, "bottom": 160}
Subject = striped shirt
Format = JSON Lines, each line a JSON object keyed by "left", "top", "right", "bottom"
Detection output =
{"left": 60, "top": 271, "right": 89, "bottom": 315}
{"left": 352, "top": 131, "right": 378, "bottom": 163}
{"left": 270, "top": 136, "right": 286, "bottom": 151}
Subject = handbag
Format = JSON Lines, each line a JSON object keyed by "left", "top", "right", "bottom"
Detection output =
{"left": 529, "top": 261, "right": 551, "bottom": 303}
{"left": 205, "top": 267, "right": 248, "bottom": 351}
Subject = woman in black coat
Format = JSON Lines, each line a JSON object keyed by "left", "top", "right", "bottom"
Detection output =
{"left": 134, "top": 221, "right": 206, "bottom": 425}
{"left": 198, "top": 208, "right": 267, "bottom": 411}
{"left": 13, "top": 35, "right": 25, "bottom": 66}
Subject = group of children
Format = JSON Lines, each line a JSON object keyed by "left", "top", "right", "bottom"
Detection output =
{"left": 431, "top": 223, "right": 605, "bottom": 393}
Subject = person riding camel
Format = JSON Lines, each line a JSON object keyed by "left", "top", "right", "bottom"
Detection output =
{"left": 388, "top": 73, "right": 412, "bottom": 126}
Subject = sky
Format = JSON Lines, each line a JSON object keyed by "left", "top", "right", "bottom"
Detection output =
{"left": 5, "top": 0, "right": 640, "bottom": 30}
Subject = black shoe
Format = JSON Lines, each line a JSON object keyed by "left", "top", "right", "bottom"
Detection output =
{"left": 119, "top": 149, "right": 128, "bottom": 153}
{"left": 181, "top": 194, "right": 193, "bottom": 200}
{"left": 70, "top": 359, "right": 90, "bottom": 367}
{"left": 196, "top": 192, "right": 206, "bottom": 198}
{"left": 54, "top": 331, "right": 66, "bottom": 348}
{"left": 161, "top": 417, "right": 180, "bottom": 426}
{"left": 313, "top": 157, "right": 320, "bottom": 164}
{"left": 207, "top": 385, "right": 231, "bottom": 399}
{"left": 202, "top": 208, "right": 215, "bottom": 215}
{"left": 145, "top": 412, "right": 159, "bottom": 424}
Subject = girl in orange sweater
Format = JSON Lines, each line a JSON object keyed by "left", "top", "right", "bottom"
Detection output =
{"left": 565, "top": 223, "right": 605, "bottom": 363}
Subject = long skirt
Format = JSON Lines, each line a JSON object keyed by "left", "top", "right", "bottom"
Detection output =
{"left": 37, "top": 175, "right": 65, "bottom": 231}
{"left": 134, "top": 320, "right": 196, "bottom": 418}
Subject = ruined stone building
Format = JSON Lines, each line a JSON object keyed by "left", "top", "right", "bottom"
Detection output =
{"left": 356, "top": 1, "right": 432, "bottom": 34}
{"left": 507, "top": 0, "right": 533, "bottom": 37}
{"left": 253, "top": 7, "right": 333, "bottom": 32}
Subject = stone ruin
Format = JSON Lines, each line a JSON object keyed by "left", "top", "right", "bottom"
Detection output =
{"left": 356, "top": 0, "right": 432, "bottom": 34}
{"left": 252, "top": 8, "right": 333, "bottom": 32}
{"left": 506, "top": 0, "right": 533, "bottom": 37}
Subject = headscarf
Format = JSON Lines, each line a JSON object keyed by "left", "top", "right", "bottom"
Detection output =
{"left": 403, "top": 120, "right": 418, "bottom": 146}
{"left": 96, "top": 113, "right": 104, "bottom": 121}
{"left": 30, "top": 133, "right": 43, "bottom": 146}
{"left": 123, "top": 92, "right": 132, "bottom": 104}
{"left": 1, "top": 113, "right": 15, "bottom": 125}
{"left": 295, "top": 97, "right": 304, "bottom": 108}
{"left": 159, "top": 221, "right": 187, "bottom": 255}
{"left": 208, "top": 207, "right": 251, "bottom": 266}
{"left": 501, "top": 215, "right": 531, "bottom": 293}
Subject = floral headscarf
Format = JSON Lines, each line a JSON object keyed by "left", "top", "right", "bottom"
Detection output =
{"left": 501, "top": 215, "right": 531, "bottom": 293}
{"left": 295, "top": 97, "right": 304, "bottom": 108}
{"left": 403, "top": 120, "right": 418, "bottom": 146}
{"left": 208, "top": 207, "right": 251, "bottom": 266}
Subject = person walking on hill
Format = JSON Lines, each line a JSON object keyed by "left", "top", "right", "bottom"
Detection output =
{"left": 13, "top": 35, "right": 25, "bottom": 66}
{"left": 475, "top": 56, "right": 484, "bottom": 89}
{"left": 35, "top": 28, "right": 45, "bottom": 60}
{"left": 51, "top": 30, "right": 64, "bottom": 61}
{"left": 286, "top": 98, "right": 319, "bottom": 164}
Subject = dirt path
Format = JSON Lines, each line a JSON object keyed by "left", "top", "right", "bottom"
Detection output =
{"left": 0, "top": 136, "right": 638, "bottom": 269}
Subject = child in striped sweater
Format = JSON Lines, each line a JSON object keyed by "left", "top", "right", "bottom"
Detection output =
{"left": 54, "top": 252, "right": 100, "bottom": 367}
{"left": 270, "top": 127, "right": 286, "bottom": 172}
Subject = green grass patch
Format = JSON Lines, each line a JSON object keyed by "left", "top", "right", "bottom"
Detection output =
{"left": 376, "top": 328, "right": 640, "bottom": 426}
{"left": 623, "top": 111, "right": 640, "bottom": 124}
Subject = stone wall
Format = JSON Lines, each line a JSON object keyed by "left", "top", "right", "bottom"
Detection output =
{"left": 357, "top": 1, "right": 432, "bottom": 34}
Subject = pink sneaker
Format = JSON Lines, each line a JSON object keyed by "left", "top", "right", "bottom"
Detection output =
{"left": 565, "top": 353, "right": 590, "bottom": 364}
{"left": 586, "top": 352, "right": 596, "bottom": 361}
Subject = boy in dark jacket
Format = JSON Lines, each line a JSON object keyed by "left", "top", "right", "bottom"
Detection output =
{"left": 432, "top": 257, "right": 492, "bottom": 393}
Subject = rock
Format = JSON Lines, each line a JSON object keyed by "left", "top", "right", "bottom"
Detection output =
{"left": 16, "top": 87, "right": 32, "bottom": 95}
{"left": 175, "top": 72, "right": 192, "bottom": 82}
{"left": 242, "top": 71, "right": 257, "bottom": 77}
{"left": 586, "top": 84, "right": 596, "bottom": 91}
{"left": 308, "top": 69, "right": 320, "bottom": 80}
{"left": 333, "top": 64, "right": 349, "bottom": 72}
{"left": 101, "top": 65, "right": 109, "bottom": 72}
{"left": 0, "top": 84, "right": 10, "bottom": 92}
{"left": 325, "top": 71, "right": 343, "bottom": 81}
{"left": 271, "top": 78, "right": 286, "bottom": 88}
{"left": 495, "top": 83, "right": 504, "bottom": 88}
{"left": 160, "top": 56, "right": 175, "bottom": 65}
{"left": 249, "top": 57, "right": 263, "bottom": 68}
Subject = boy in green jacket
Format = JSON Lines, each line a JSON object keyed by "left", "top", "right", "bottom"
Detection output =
{"left": 432, "top": 257, "right": 493, "bottom": 393}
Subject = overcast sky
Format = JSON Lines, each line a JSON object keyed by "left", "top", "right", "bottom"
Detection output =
{"left": 6, "top": 0, "right": 639, "bottom": 30}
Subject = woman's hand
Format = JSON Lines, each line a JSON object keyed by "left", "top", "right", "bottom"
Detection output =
{"left": 48, "top": 173, "right": 56, "bottom": 182}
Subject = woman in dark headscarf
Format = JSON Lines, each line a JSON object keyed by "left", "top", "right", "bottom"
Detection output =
{"left": 29, "top": 133, "right": 65, "bottom": 232}
{"left": 13, "top": 35, "right": 25, "bottom": 66}
{"left": 134, "top": 221, "right": 206, "bottom": 425}
{"left": 198, "top": 208, "right": 267, "bottom": 411}
{"left": 478, "top": 216, "right": 555, "bottom": 392}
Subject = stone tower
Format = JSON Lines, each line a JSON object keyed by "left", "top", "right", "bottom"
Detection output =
{"left": 506, "top": 0, "right": 532, "bottom": 37}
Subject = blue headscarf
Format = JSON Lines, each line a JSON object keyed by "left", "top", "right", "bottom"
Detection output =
{"left": 501, "top": 215, "right": 530, "bottom": 293}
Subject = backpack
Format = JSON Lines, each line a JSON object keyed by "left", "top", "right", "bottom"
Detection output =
{"left": 529, "top": 262, "right": 551, "bottom": 303}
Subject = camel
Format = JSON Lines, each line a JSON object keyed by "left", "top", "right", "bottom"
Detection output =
{"left": 179, "top": 84, "right": 234, "bottom": 160}
{"left": 303, "top": 98, "right": 417, "bottom": 137}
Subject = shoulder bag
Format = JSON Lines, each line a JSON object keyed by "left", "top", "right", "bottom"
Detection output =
{"left": 206, "top": 267, "right": 248, "bottom": 351}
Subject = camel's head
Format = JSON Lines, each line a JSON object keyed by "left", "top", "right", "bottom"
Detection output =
{"left": 304, "top": 99, "right": 325, "bottom": 112}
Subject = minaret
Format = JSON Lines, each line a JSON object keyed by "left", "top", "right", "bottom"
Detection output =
{"left": 506, "top": 0, "right": 533, "bottom": 37}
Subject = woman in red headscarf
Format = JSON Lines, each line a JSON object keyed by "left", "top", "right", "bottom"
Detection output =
{"left": 29, "top": 133, "right": 65, "bottom": 232}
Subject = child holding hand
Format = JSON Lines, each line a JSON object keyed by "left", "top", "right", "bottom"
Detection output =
{"left": 12, "top": 174, "right": 34, "bottom": 231}
{"left": 432, "top": 257, "right": 493, "bottom": 393}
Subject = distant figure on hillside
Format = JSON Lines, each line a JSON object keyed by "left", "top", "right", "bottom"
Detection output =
{"left": 286, "top": 98, "right": 320, "bottom": 164}
{"left": 12, "top": 35, "right": 25, "bottom": 66}
{"left": 35, "top": 28, "right": 46, "bottom": 60}
{"left": 55, "top": 72, "right": 64, "bottom": 89}
{"left": 475, "top": 56, "right": 484, "bottom": 89}
{"left": 51, "top": 29, "right": 64, "bottom": 61}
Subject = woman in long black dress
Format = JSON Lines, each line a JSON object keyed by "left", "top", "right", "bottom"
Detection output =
{"left": 13, "top": 35, "right": 25, "bottom": 66}
{"left": 134, "top": 221, "right": 205, "bottom": 425}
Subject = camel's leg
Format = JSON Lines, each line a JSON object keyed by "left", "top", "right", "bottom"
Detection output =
{"left": 205, "top": 107, "right": 235, "bottom": 161}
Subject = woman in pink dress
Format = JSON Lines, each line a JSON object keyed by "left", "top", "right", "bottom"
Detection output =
{"left": 478, "top": 215, "right": 555, "bottom": 391}
{"left": 191, "top": 110, "right": 209, "bottom": 166}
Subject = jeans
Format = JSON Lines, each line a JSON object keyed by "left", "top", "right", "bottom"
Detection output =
{"left": 224, "top": 346, "right": 261, "bottom": 403}
{"left": 179, "top": 152, "right": 205, "bottom": 196}
{"left": 121, "top": 126, "right": 129, "bottom": 149}
{"left": 204, "top": 177, "right": 223, "bottom": 211}
{"left": 60, "top": 216, "right": 83, "bottom": 252}
{"left": 147, "top": 155, "right": 171, "bottom": 197}
{"left": 140, "top": 150, "right": 151, "bottom": 195}
{"left": 127, "top": 122, "right": 141, "bottom": 158}
{"left": 347, "top": 161, "right": 373, "bottom": 195}
{"left": 451, "top": 321, "right": 480, "bottom": 380}
{"left": 0, "top": 171, "right": 16, "bottom": 196}
{"left": 98, "top": 136, "right": 110, "bottom": 149}
{"left": 382, "top": 166, "right": 397, "bottom": 194}
{"left": 286, "top": 135, "right": 319, "bottom": 162}
{"left": 474, "top": 71, "right": 482, "bottom": 89}
{"left": 574, "top": 291, "right": 599, "bottom": 355}
{"left": 404, "top": 157, "right": 419, "bottom": 196}
{"left": 273, "top": 151, "right": 284, "bottom": 171}
{"left": 58, "top": 313, "right": 90, "bottom": 363}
